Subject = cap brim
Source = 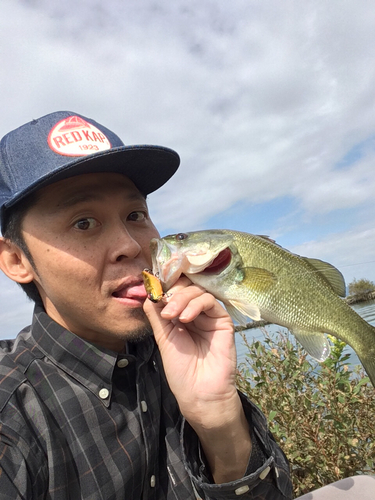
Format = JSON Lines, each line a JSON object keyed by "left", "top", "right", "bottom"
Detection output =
{"left": 5, "top": 144, "right": 180, "bottom": 210}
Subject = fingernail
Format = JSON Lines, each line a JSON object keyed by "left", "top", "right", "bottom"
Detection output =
{"left": 161, "top": 303, "right": 177, "bottom": 318}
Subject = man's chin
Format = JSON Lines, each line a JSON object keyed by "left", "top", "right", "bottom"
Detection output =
{"left": 124, "top": 308, "right": 153, "bottom": 343}
{"left": 126, "top": 327, "right": 153, "bottom": 343}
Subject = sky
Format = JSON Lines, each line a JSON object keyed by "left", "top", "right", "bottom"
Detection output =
{"left": 1, "top": 0, "right": 375, "bottom": 339}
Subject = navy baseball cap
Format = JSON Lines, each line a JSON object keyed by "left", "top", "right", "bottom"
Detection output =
{"left": 0, "top": 111, "right": 180, "bottom": 231}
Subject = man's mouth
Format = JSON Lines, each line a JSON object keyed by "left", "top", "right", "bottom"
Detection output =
{"left": 112, "top": 282, "right": 148, "bottom": 301}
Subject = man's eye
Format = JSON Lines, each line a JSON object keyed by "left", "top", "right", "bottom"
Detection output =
{"left": 127, "top": 211, "right": 147, "bottom": 222}
{"left": 74, "top": 218, "right": 97, "bottom": 230}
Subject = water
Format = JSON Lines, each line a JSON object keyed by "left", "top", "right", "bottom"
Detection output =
{"left": 352, "top": 299, "right": 375, "bottom": 326}
{"left": 235, "top": 299, "right": 375, "bottom": 367}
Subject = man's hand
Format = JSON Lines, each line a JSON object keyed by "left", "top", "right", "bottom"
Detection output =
{"left": 143, "top": 276, "right": 252, "bottom": 483}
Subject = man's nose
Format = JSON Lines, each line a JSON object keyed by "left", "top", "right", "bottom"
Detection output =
{"left": 110, "top": 224, "right": 142, "bottom": 262}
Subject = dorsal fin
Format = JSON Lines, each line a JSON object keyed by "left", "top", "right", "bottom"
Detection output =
{"left": 258, "top": 235, "right": 274, "bottom": 242}
{"left": 303, "top": 258, "right": 346, "bottom": 297}
{"left": 257, "top": 235, "right": 284, "bottom": 249}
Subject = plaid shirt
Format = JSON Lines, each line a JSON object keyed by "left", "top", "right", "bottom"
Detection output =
{"left": 0, "top": 305, "right": 292, "bottom": 499}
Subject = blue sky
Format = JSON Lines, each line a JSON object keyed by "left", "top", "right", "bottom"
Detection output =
{"left": 1, "top": 0, "right": 375, "bottom": 338}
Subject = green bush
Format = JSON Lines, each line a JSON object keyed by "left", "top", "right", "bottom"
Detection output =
{"left": 236, "top": 329, "right": 375, "bottom": 497}
{"left": 348, "top": 278, "right": 375, "bottom": 296}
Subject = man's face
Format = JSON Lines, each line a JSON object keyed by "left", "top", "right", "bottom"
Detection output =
{"left": 21, "top": 172, "right": 160, "bottom": 351}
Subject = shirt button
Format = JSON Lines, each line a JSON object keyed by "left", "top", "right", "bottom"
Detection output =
{"left": 99, "top": 388, "right": 110, "bottom": 399}
{"left": 150, "top": 475, "right": 156, "bottom": 487}
{"left": 234, "top": 485, "right": 249, "bottom": 495}
{"left": 259, "top": 465, "right": 271, "bottom": 480}
{"left": 140, "top": 400, "right": 148, "bottom": 412}
{"left": 117, "top": 358, "right": 129, "bottom": 368}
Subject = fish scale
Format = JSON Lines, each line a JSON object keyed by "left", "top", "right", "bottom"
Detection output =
{"left": 150, "top": 229, "right": 375, "bottom": 387}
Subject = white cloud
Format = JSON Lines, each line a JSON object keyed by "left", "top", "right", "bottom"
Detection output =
{"left": 290, "top": 224, "right": 375, "bottom": 286}
{"left": 0, "top": 273, "right": 34, "bottom": 339}
{"left": 1, "top": 0, "right": 375, "bottom": 333}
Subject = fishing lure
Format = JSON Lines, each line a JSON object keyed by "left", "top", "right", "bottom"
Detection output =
{"left": 142, "top": 269, "right": 165, "bottom": 302}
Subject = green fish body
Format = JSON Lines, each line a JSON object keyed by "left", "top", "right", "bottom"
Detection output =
{"left": 150, "top": 229, "right": 375, "bottom": 387}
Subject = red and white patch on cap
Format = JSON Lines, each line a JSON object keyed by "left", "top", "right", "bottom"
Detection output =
{"left": 47, "top": 116, "right": 112, "bottom": 156}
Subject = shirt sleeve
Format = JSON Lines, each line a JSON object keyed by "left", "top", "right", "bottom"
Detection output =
{"left": 181, "top": 392, "right": 293, "bottom": 500}
{"left": 0, "top": 424, "right": 48, "bottom": 500}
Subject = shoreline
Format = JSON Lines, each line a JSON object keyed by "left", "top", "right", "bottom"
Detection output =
{"left": 345, "top": 291, "right": 375, "bottom": 305}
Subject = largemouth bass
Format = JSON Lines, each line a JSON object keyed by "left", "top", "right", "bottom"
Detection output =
{"left": 150, "top": 229, "right": 375, "bottom": 387}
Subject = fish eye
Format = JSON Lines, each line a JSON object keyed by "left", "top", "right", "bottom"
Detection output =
{"left": 176, "top": 233, "right": 188, "bottom": 241}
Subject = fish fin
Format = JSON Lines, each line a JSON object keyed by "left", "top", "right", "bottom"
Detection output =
{"left": 258, "top": 235, "right": 273, "bottom": 242}
{"left": 303, "top": 258, "right": 346, "bottom": 297}
{"left": 257, "top": 235, "right": 284, "bottom": 248}
{"left": 225, "top": 303, "right": 251, "bottom": 327}
{"left": 291, "top": 328, "right": 331, "bottom": 361}
{"left": 241, "top": 267, "right": 277, "bottom": 292}
{"left": 224, "top": 267, "right": 273, "bottom": 324}
{"left": 227, "top": 299, "right": 262, "bottom": 322}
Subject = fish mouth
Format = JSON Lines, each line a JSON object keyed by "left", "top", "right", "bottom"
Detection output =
{"left": 200, "top": 247, "right": 232, "bottom": 274}
{"left": 150, "top": 238, "right": 232, "bottom": 287}
{"left": 150, "top": 238, "right": 184, "bottom": 289}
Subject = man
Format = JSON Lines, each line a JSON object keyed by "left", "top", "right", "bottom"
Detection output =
{"left": 0, "top": 111, "right": 292, "bottom": 499}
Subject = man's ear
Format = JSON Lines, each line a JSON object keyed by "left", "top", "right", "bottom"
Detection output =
{"left": 0, "top": 237, "right": 35, "bottom": 284}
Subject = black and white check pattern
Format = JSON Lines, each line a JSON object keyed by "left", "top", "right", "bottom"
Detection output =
{"left": 0, "top": 305, "right": 292, "bottom": 499}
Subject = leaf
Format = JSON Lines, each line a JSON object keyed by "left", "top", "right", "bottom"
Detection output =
{"left": 355, "top": 377, "right": 370, "bottom": 390}
{"left": 236, "top": 326, "right": 375, "bottom": 497}
{"left": 268, "top": 410, "right": 277, "bottom": 421}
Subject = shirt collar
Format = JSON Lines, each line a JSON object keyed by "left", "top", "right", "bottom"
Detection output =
{"left": 31, "top": 304, "right": 155, "bottom": 406}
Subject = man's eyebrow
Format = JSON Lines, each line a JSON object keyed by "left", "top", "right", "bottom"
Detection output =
{"left": 54, "top": 192, "right": 103, "bottom": 211}
{"left": 55, "top": 190, "right": 146, "bottom": 211}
